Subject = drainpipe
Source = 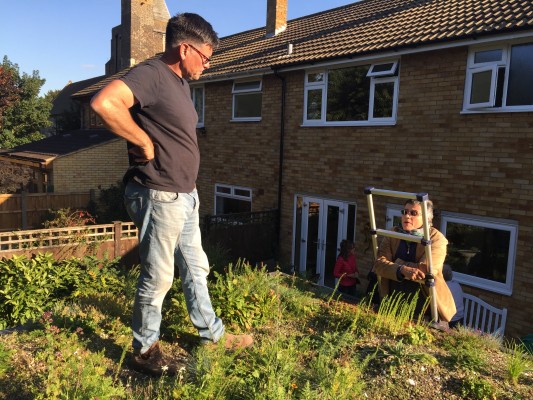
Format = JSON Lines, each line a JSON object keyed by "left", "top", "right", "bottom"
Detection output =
{"left": 273, "top": 69, "right": 286, "bottom": 249}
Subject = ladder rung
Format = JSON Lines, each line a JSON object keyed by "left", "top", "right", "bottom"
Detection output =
{"left": 364, "top": 187, "right": 427, "bottom": 201}
{"left": 374, "top": 228, "right": 423, "bottom": 243}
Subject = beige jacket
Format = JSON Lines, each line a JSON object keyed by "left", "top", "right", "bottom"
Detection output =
{"left": 373, "top": 227, "right": 456, "bottom": 322}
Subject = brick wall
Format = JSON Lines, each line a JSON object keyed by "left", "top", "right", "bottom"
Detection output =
{"left": 197, "top": 44, "right": 533, "bottom": 337}
{"left": 197, "top": 75, "right": 283, "bottom": 215}
{"left": 53, "top": 139, "right": 129, "bottom": 193}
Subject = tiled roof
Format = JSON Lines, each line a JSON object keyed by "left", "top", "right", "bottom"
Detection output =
{"left": 74, "top": 0, "right": 533, "bottom": 97}
{"left": 0, "top": 130, "right": 118, "bottom": 166}
{"left": 51, "top": 75, "right": 104, "bottom": 115}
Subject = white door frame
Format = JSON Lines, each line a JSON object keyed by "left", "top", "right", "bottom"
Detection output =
{"left": 295, "top": 196, "right": 349, "bottom": 287}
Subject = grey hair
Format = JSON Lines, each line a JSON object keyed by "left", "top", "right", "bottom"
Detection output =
{"left": 165, "top": 13, "right": 219, "bottom": 51}
{"left": 404, "top": 199, "right": 434, "bottom": 224}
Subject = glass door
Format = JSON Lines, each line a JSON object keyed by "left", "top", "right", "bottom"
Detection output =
{"left": 293, "top": 196, "right": 356, "bottom": 288}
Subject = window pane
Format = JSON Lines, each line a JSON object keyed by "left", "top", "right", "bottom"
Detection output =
{"left": 216, "top": 186, "right": 231, "bottom": 194}
{"left": 495, "top": 67, "right": 505, "bottom": 107}
{"left": 307, "top": 72, "right": 324, "bottom": 83}
{"left": 216, "top": 196, "right": 251, "bottom": 214}
{"left": 445, "top": 222, "right": 510, "bottom": 283}
{"left": 506, "top": 43, "right": 533, "bottom": 106}
{"left": 373, "top": 81, "right": 394, "bottom": 118}
{"left": 371, "top": 62, "right": 395, "bottom": 73}
{"left": 192, "top": 87, "right": 203, "bottom": 124}
{"left": 234, "top": 92, "right": 262, "bottom": 118}
{"left": 234, "top": 188, "right": 251, "bottom": 197}
{"left": 474, "top": 49, "right": 503, "bottom": 64}
{"left": 306, "top": 88, "right": 322, "bottom": 120}
{"left": 234, "top": 80, "right": 261, "bottom": 91}
{"left": 470, "top": 70, "right": 492, "bottom": 104}
{"left": 326, "top": 65, "right": 370, "bottom": 121}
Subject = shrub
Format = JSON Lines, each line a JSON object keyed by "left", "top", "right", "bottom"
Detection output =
{"left": 0, "top": 253, "right": 125, "bottom": 329}
{"left": 41, "top": 208, "right": 96, "bottom": 228}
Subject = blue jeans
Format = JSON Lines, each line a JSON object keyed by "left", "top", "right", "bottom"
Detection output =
{"left": 124, "top": 181, "right": 225, "bottom": 353}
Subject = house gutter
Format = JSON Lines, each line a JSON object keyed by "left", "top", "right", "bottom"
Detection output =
{"left": 273, "top": 69, "right": 286, "bottom": 246}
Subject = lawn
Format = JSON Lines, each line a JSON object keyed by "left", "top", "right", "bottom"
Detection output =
{"left": 0, "top": 253, "right": 531, "bottom": 399}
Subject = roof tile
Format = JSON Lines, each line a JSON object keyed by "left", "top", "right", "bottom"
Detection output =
{"left": 74, "top": 0, "right": 533, "bottom": 97}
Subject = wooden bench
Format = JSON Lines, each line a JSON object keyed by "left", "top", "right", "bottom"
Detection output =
{"left": 462, "top": 293, "right": 507, "bottom": 337}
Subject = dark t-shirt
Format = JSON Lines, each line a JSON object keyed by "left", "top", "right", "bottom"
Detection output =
{"left": 120, "top": 58, "right": 199, "bottom": 193}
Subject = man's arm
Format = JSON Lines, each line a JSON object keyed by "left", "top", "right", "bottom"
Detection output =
{"left": 90, "top": 80, "right": 154, "bottom": 162}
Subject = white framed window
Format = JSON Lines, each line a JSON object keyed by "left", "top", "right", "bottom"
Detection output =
{"left": 463, "top": 40, "right": 533, "bottom": 112}
{"left": 215, "top": 184, "right": 252, "bottom": 214}
{"left": 385, "top": 203, "right": 403, "bottom": 230}
{"left": 232, "top": 80, "right": 262, "bottom": 121}
{"left": 190, "top": 86, "right": 204, "bottom": 127}
{"left": 440, "top": 212, "right": 518, "bottom": 295}
{"left": 367, "top": 61, "right": 398, "bottom": 77}
{"left": 303, "top": 60, "right": 399, "bottom": 126}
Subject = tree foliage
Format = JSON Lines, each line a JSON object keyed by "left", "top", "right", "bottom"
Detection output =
{"left": 0, "top": 161, "right": 32, "bottom": 193}
{"left": 0, "top": 56, "right": 51, "bottom": 149}
{"left": 0, "top": 64, "right": 20, "bottom": 125}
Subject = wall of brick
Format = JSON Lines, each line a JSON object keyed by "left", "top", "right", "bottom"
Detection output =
{"left": 197, "top": 75, "right": 283, "bottom": 216}
{"left": 197, "top": 44, "right": 533, "bottom": 337}
{"left": 53, "top": 139, "right": 129, "bottom": 193}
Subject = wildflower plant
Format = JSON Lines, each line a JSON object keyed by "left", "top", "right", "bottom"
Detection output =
{"left": 30, "top": 311, "right": 126, "bottom": 400}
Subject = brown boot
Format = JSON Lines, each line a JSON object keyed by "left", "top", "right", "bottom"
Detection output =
{"left": 130, "top": 341, "right": 184, "bottom": 377}
{"left": 221, "top": 333, "right": 254, "bottom": 351}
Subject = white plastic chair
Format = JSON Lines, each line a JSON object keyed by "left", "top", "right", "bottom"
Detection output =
{"left": 462, "top": 293, "right": 507, "bottom": 337}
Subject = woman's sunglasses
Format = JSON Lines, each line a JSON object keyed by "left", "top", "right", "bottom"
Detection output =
{"left": 401, "top": 209, "right": 420, "bottom": 216}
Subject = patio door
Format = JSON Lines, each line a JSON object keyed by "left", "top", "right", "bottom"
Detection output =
{"left": 293, "top": 196, "right": 356, "bottom": 288}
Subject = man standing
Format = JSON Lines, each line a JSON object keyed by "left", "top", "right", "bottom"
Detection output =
{"left": 91, "top": 13, "right": 252, "bottom": 377}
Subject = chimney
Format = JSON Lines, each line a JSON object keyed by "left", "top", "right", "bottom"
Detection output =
{"left": 266, "top": 0, "right": 287, "bottom": 38}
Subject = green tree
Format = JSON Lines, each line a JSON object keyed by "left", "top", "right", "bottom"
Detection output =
{"left": 1, "top": 56, "right": 51, "bottom": 148}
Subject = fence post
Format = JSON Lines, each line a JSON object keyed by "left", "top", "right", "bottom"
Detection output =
{"left": 21, "top": 191, "right": 27, "bottom": 230}
{"left": 114, "top": 221, "right": 122, "bottom": 258}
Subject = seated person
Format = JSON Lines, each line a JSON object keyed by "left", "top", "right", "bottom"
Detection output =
{"left": 334, "top": 240, "right": 359, "bottom": 296}
{"left": 373, "top": 199, "right": 456, "bottom": 322}
{"left": 442, "top": 264, "right": 464, "bottom": 328}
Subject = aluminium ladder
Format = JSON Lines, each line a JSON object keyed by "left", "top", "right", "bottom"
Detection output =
{"left": 364, "top": 187, "right": 439, "bottom": 323}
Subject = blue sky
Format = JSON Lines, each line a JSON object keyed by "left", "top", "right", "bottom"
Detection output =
{"left": 0, "top": 1, "right": 356, "bottom": 95}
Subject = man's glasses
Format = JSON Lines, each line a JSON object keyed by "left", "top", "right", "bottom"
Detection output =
{"left": 187, "top": 43, "right": 211, "bottom": 65}
{"left": 401, "top": 209, "right": 420, "bottom": 216}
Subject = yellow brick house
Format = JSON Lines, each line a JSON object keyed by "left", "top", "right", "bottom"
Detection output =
{"left": 49, "top": 0, "right": 533, "bottom": 337}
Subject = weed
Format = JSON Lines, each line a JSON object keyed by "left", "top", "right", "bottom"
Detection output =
{"left": 441, "top": 327, "right": 495, "bottom": 372}
{"left": 505, "top": 340, "right": 532, "bottom": 385}
{"left": 209, "top": 260, "right": 281, "bottom": 331}
{"left": 405, "top": 323, "right": 434, "bottom": 345}
{"left": 461, "top": 371, "right": 496, "bottom": 400}
{"left": 30, "top": 312, "right": 126, "bottom": 399}
{"left": 374, "top": 290, "right": 426, "bottom": 335}
{"left": 0, "top": 341, "right": 13, "bottom": 378}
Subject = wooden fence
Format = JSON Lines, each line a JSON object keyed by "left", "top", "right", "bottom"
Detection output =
{"left": 0, "top": 192, "right": 92, "bottom": 231}
{"left": 0, "top": 221, "right": 139, "bottom": 265}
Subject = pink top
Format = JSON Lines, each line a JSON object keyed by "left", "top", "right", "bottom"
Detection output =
{"left": 333, "top": 254, "right": 358, "bottom": 286}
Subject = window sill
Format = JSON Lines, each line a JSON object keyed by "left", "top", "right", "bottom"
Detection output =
{"left": 230, "top": 117, "right": 262, "bottom": 123}
{"left": 461, "top": 106, "right": 533, "bottom": 114}
{"left": 455, "top": 273, "right": 513, "bottom": 296}
{"left": 301, "top": 120, "right": 396, "bottom": 127}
